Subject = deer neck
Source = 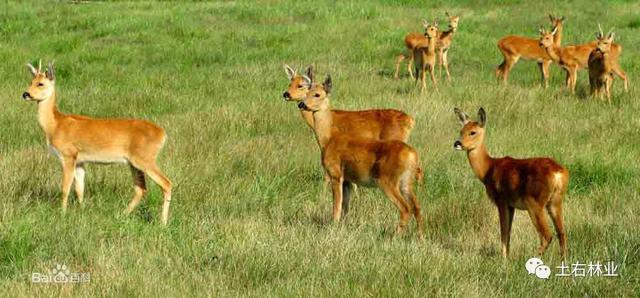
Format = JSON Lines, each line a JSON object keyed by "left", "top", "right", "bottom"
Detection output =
{"left": 466, "top": 143, "right": 494, "bottom": 181}
{"left": 427, "top": 35, "right": 437, "bottom": 53}
{"left": 299, "top": 109, "right": 315, "bottom": 129}
{"left": 553, "top": 27, "right": 563, "bottom": 47}
{"left": 543, "top": 44, "right": 562, "bottom": 62}
{"left": 37, "top": 90, "right": 60, "bottom": 137}
{"left": 311, "top": 107, "right": 333, "bottom": 149}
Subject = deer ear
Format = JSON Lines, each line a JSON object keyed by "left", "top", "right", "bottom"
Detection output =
{"left": 551, "top": 26, "right": 558, "bottom": 36}
{"left": 305, "top": 65, "right": 314, "bottom": 83}
{"left": 560, "top": 16, "right": 566, "bottom": 22}
{"left": 26, "top": 63, "right": 37, "bottom": 76}
{"left": 478, "top": 108, "right": 487, "bottom": 127}
{"left": 608, "top": 32, "right": 615, "bottom": 41}
{"left": 284, "top": 64, "right": 296, "bottom": 80}
{"left": 445, "top": 11, "right": 450, "bottom": 17}
{"left": 46, "top": 61, "right": 55, "bottom": 81}
{"left": 549, "top": 14, "right": 554, "bottom": 21}
{"left": 301, "top": 75, "right": 312, "bottom": 87}
{"left": 454, "top": 107, "right": 469, "bottom": 125}
{"left": 323, "top": 75, "right": 332, "bottom": 94}
{"left": 422, "top": 20, "right": 429, "bottom": 28}
{"left": 539, "top": 25, "right": 545, "bottom": 35}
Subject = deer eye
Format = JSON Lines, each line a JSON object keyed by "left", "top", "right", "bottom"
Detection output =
{"left": 37, "top": 83, "right": 44, "bottom": 87}
{"left": 314, "top": 93, "right": 320, "bottom": 97}
{"left": 470, "top": 131, "right": 476, "bottom": 136}
{"left": 298, "top": 85, "right": 304, "bottom": 88}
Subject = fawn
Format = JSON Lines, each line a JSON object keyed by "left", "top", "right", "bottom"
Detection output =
{"left": 22, "top": 61, "right": 173, "bottom": 225}
{"left": 539, "top": 25, "right": 627, "bottom": 93}
{"left": 298, "top": 75, "right": 424, "bottom": 235}
{"left": 454, "top": 107, "right": 569, "bottom": 257}
{"left": 414, "top": 21, "right": 439, "bottom": 92}
{"left": 496, "top": 15, "right": 564, "bottom": 87}
{"left": 588, "top": 26, "right": 617, "bottom": 102}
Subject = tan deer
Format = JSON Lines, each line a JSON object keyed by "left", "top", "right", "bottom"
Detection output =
{"left": 298, "top": 75, "right": 424, "bottom": 235}
{"left": 454, "top": 108, "right": 569, "bottom": 257}
{"left": 496, "top": 15, "right": 565, "bottom": 87}
{"left": 588, "top": 27, "right": 617, "bottom": 102}
{"left": 414, "top": 21, "right": 439, "bottom": 92}
{"left": 394, "top": 13, "right": 459, "bottom": 80}
{"left": 539, "top": 25, "right": 627, "bottom": 93}
{"left": 22, "top": 61, "right": 173, "bottom": 225}
{"left": 436, "top": 12, "right": 460, "bottom": 81}
{"left": 283, "top": 65, "right": 415, "bottom": 215}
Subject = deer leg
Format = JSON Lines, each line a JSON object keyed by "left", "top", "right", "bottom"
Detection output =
{"left": 137, "top": 162, "right": 172, "bottom": 225}
{"left": 525, "top": 201, "right": 553, "bottom": 255}
{"left": 539, "top": 60, "right": 551, "bottom": 88}
{"left": 329, "top": 177, "right": 344, "bottom": 223}
{"left": 125, "top": 165, "right": 147, "bottom": 215}
{"left": 612, "top": 64, "right": 628, "bottom": 92}
{"left": 429, "top": 64, "right": 437, "bottom": 91}
{"left": 570, "top": 68, "right": 578, "bottom": 93}
{"left": 60, "top": 157, "right": 77, "bottom": 212}
{"left": 437, "top": 48, "right": 444, "bottom": 78}
{"left": 407, "top": 51, "right": 415, "bottom": 80}
{"left": 443, "top": 49, "right": 451, "bottom": 82}
{"left": 498, "top": 204, "right": 515, "bottom": 258}
{"left": 502, "top": 56, "right": 518, "bottom": 84}
{"left": 546, "top": 201, "right": 567, "bottom": 258}
{"left": 394, "top": 54, "right": 405, "bottom": 79}
{"left": 380, "top": 181, "right": 411, "bottom": 235}
{"left": 341, "top": 181, "right": 352, "bottom": 218}
{"left": 420, "top": 62, "right": 427, "bottom": 93}
{"left": 401, "top": 179, "right": 422, "bottom": 238}
{"left": 74, "top": 164, "right": 85, "bottom": 205}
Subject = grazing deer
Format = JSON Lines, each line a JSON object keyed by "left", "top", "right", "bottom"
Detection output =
{"left": 453, "top": 108, "right": 569, "bottom": 257}
{"left": 22, "top": 61, "right": 173, "bottom": 225}
{"left": 588, "top": 27, "right": 617, "bottom": 102}
{"left": 539, "top": 25, "right": 627, "bottom": 93}
{"left": 496, "top": 15, "right": 564, "bottom": 87}
{"left": 282, "top": 65, "right": 415, "bottom": 215}
{"left": 436, "top": 12, "right": 460, "bottom": 81}
{"left": 414, "top": 21, "right": 439, "bottom": 92}
{"left": 394, "top": 13, "right": 459, "bottom": 80}
{"left": 298, "top": 75, "right": 424, "bottom": 235}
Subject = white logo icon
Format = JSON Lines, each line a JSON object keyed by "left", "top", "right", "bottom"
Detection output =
{"left": 525, "top": 257, "right": 544, "bottom": 275}
{"left": 535, "top": 265, "right": 551, "bottom": 279}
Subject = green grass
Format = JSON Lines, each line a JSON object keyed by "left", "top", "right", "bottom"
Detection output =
{"left": 1, "top": 0, "right": 639, "bottom": 296}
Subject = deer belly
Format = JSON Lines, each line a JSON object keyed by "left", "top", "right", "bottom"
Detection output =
{"left": 77, "top": 152, "right": 128, "bottom": 164}
{"left": 509, "top": 197, "right": 528, "bottom": 210}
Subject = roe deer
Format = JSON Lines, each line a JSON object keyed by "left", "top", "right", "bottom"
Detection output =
{"left": 454, "top": 107, "right": 569, "bottom": 257}
{"left": 588, "top": 27, "right": 617, "bottom": 102}
{"left": 436, "top": 12, "right": 460, "bottom": 81}
{"left": 414, "top": 21, "right": 439, "bottom": 92}
{"left": 299, "top": 75, "right": 424, "bottom": 235}
{"left": 539, "top": 25, "right": 627, "bottom": 93}
{"left": 282, "top": 65, "right": 415, "bottom": 215}
{"left": 22, "top": 61, "right": 173, "bottom": 225}
{"left": 394, "top": 13, "right": 459, "bottom": 80}
{"left": 496, "top": 15, "right": 564, "bottom": 87}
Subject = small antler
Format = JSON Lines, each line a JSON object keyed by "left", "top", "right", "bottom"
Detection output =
{"left": 597, "top": 23, "right": 604, "bottom": 39}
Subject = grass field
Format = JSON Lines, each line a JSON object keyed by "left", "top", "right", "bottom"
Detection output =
{"left": 1, "top": 0, "right": 639, "bottom": 296}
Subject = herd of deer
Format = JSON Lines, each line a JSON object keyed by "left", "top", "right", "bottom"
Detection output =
{"left": 20, "top": 12, "right": 628, "bottom": 259}
{"left": 395, "top": 13, "right": 628, "bottom": 101}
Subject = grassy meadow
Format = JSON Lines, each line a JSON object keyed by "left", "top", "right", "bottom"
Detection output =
{"left": 1, "top": 0, "right": 639, "bottom": 296}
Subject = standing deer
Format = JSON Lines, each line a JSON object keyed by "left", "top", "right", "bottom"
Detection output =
{"left": 22, "top": 61, "right": 173, "bottom": 225}
{"left": 453, "top": 107, "right": 569, "bottom": 257}
{"left": 414, "top": 21, "right": 439, "bottom": 92}
{"left": 394, "top": 13, "right": 459, "bottom": 80}
{"left": 539, "top": 25, "right": 627, "bottom": 93}
{"left": 496, "top": 15, "right": 565, "bottom": 87}
{"left": 282, "top": 65, "right": 415, "bottom": 215}
{"left": 436, "top": 12, "right": 460, "bottom": 81}
{"left": 588, "top": 26, "right": 617, "bottom": 102}
{"left": 298, "top": 75, "right": 424, "bottom": 235}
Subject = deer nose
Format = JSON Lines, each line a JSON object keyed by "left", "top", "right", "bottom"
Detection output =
{"left": 298, "top": 102, "right": 307, "bottom": 110}
{"left": 22, "top": 92, "right": 31, "bottom": 100}
{"left": 283, "top": 91, "right": 290, "bottom": 100}
{"left": 454, "top": 140, "right": 463, "bottom": 150}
